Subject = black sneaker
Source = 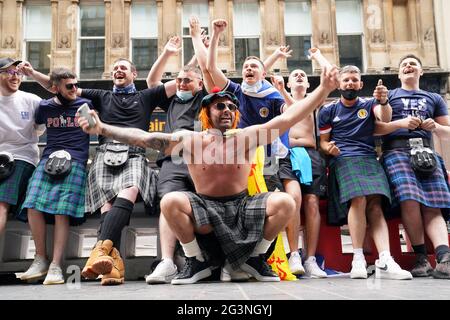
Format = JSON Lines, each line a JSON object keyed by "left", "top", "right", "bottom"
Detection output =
{"left": 411, "top": 255, "right": 433, "bottom": 277}
{"left": 241, "top": 254, "right": 280, "bottom": 282}
{"left": 433, "top": 252, "right": 450, "bottom": 279}
{"left": 171, "top": 257, "right": 212, "bottom": 285}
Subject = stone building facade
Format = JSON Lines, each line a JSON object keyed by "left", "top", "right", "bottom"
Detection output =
{"left": 0, "top": 0, "right": 449, "bottom": 162}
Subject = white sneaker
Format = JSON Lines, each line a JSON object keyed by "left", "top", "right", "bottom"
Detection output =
{"left": 288, "top": 251, "right": 305, "bottom": 275}
{"left": 43, "top": 263, "right": 65, "bottom": 285}
{"left": 220, "top": 261, "right": 250, "bottom": 282}
{"left": 20, "top": 255, "right": 49, "bottom": 281}
{"left": 304, "top": 256, "right": 327, "bottom": 278}
{"left": 145, "top": 259, "right": 178, "bottom": 284}
{"left": 375, "top": 257, "right": 413, "bottom": 280}
{"left": 350, "top": 260, "right": 368, "bottom": 279}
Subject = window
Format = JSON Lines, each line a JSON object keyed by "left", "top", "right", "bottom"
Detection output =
{"left": 131, "top": 2, "right": 158, "bottom": 78}
{"left": 24, "top": 5, "right": 51, "bottom": 75}
{"left": 182, "top": 0, "right": 209, "bottom": 66}
{"left": 233, "top": 0, "right": 260, "bottom": 69}
{"left": 79, "top": 4, "right": 105, "bottom": 79}
{"left": 284, "top": 0, "right": 312, "bottom": 73}
{"left": 335, "top": 0, "right": 364, "bottom": 70}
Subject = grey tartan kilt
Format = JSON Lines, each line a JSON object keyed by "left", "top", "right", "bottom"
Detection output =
{"left": 184, "top": 191, "right": 271, "bottom": 270}
{"left": 85, "top": 147, "right": 157, "bottom": 213}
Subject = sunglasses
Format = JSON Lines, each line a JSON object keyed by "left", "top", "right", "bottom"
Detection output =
{"left": 65, "top": 83, "right": 79, "bottom": 90}
{"left": 0, "top": 69, "right": 23, "bottom": 77}
{"left": 176, "top": 77, "right": 196, "bottom": 85}
{"left": 214, "top": 102, "right": 238, "bottom": 112}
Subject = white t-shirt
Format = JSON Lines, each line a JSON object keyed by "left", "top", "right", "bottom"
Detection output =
{"left": 0, "top": 90, "right": 42, "bottom": 166}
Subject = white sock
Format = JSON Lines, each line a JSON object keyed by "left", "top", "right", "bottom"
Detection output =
{"left": 251, "top": 238, "right": 273, "bottom": 256}
{"left": 181, "top": 238, "right": 204, "bottom": 262}
{"left": 290, "top": 251, "right": 300, "bottom": 258}
{"left": 353, "top": 248, "right": 365, "bottom": 262}
{"left": 378, "top": 250, "right": 391, "bottom": 264}
{"left": 161, "top": 258, "right": 174, "bottom": 264}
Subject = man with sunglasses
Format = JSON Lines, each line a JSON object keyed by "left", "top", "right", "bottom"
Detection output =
{"left": 79, "top": 66, "right": 339, "bottom": 284}
{"left": 0, "top": 57, "right": 42, "bottom": 237}
{"left": 21, "top": 58, "right": 173, "bottom": 285}
{"left": 144, "top": 34, "right": 213, "bottom": 284}
{"left": 17, "top": 68, "right": 93, "bottom": 285}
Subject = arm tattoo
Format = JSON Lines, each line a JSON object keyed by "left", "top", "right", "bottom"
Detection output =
{"left": 145, "top": 133, "right": 171, "bottom": 152}
{"left": 101, "top": 124, "right": 173, "bottom": 152}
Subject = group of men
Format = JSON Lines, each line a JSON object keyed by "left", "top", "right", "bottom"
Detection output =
{"left": 0, "top": 17, "right": 449, "bottom": 287}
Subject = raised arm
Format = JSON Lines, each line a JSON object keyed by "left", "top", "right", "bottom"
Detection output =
{"left": 271, "top": 75, "right": 295, "bottom": 107}
{"left": 372, "top": 79, "right": 392, "bottom": 122}
{"left": 245, "top": 66, "right": 339, "bottom": 146}
{"left": 18, "top": 61, "right": 56, "bottom": 94}
{"left": 190, "top": 15, "right": 214, "bottom": 92}
{"left": 206, "top": 19, "right": 229, "bottom": 90}
{"left": 146, "top": 36, "right": 181, "bottom": 97}
{"left": 263, "top": 45, "right": 292, "bottom": 71}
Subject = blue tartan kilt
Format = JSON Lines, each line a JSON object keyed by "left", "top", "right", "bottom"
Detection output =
{"left": 18, "top": 161, "right": 87, "bottom": 226}
{"left": 0, "top": 160, "right": 35, "bottom": 216}
{"left": 381, "top": 150, "right": 450, "bottom": 220}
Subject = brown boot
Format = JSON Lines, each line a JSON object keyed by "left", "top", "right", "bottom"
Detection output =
{"left": 81, "top": 240, "right": 114, "bottom": 279}
{"left": 101, "top": 247, "right": 125, "bottom": 285}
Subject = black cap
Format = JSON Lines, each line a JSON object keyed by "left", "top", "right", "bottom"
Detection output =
{"left": 201, "top": 87, "right": 240, "bottom": 109}
{"left": 0, "top": 58, "right": 22, "bottom": 70}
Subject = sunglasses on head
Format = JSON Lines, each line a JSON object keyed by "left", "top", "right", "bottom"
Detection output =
{"left": 214, "top": 102, "right": 238, "bottom": 112}
{"left": 65, "top": 83, "right": 79, "bottom": 90}
{"left": 0, "top": 69, "right": 23, "bottom": 77}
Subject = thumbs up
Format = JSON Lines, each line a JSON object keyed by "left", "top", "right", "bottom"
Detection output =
{"left": 377, "top": 79, "right": 383, "bottom": 86}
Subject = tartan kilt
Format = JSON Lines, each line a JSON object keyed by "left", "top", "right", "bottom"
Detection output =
{"left": 335, "top": 156, "right": 391, "bottom": 203}
{"left": 18, "top": 161, "right": 87, "bottom": 226}
{"left": 0, "top": 160, "right": 35, "bottom": 216}
{"left": 85, "top": 148, "right": 157, "bottom": 213}
{"left": 381, "top": 150, "right": 450, "bottom": 219}
{"left": 184, "top": 191, "right": 271, "bottom": 270}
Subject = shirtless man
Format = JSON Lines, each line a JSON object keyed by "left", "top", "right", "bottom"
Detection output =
{"left": 79, "top": 66, "right": 338, "bottom": 284}
{"left": 272, "top": 70, "right": 328, "bottom": 278}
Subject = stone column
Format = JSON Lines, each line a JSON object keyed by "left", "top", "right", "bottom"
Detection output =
{"left": 310, "top": 0, "right": 338, "bottom": 74}
{"left": 103, "top": 0, "right": 130, "bottom": 79}
{"left": 261, "top": 0, "right": 286, "bottom": 73}
{"left": 155, "top": 0, "right": 181, "bottom": 74}
{"left": 0, "top": 0, "right": 23, "bottom": 59}
{"left": 209, "top": 0, "right": 234, "bottom": 73}
{"left": 49, "top": 0, "right": 78, "bottom": 71}
{"left": 363, "top": 0, "right": 389, "bottom": 72}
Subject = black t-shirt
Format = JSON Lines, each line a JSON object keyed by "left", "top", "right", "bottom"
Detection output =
{"left": 81, "top": 85, "right": 169, "bottom": 145}
{"left": 156, "top": 89, "right": 207, "bottom": 166}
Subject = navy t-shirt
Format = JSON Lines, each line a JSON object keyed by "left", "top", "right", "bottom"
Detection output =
{"left": 81, "top": 85, "right": 169, "bottom": 145}
{"left": 384, "top": 88, "right": 448, "bottom": 141}
{"left": 35, "top": 97, "right": 93, "bottom": 164}
{"left": 319, "top": 97, "right": 378, "bottom": 158}
{"left": 224, "top": 80, "right": 289, "bottom": 156}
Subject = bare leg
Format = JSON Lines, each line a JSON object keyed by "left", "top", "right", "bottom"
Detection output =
{"left": 27, "top": 208, "right": 47, "bottom": 258}
{"left": 400, "top": 200, "right": 425, "bottom": 246}
{"left": 366, "top": 195, "right": 390, "bottom": 253}
{"left": 52, "top": 215, "right": 70, "bottom": 266}
{"left": 264, "top": 192, "right": 295, "bottom": 241}
{"left": 0, "top": 202, "right": 9, "bottom": 235}
{"left": 117, "top": 186, "right": 139, "bottom": 204}
{"left": 422, "top": 206, "right": 449, "bottom": 248}
{"left": 283, "top": 179, "right": 302, "bottom": 253}
{"left": 347, "top": 196, "right": 367, "bottom": 249}
{"left": 303, "top": 194, "right": 321, "bottom": 258}
{"left": 159, "top": 214, "right": 177, "bottom": 260}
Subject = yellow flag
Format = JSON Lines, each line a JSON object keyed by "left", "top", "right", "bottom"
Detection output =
{"left": 267, "top": 234, "right": 298, "bottom": 281}
{"left": 247, "top": 146, "right": 297, "bottom": 281}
